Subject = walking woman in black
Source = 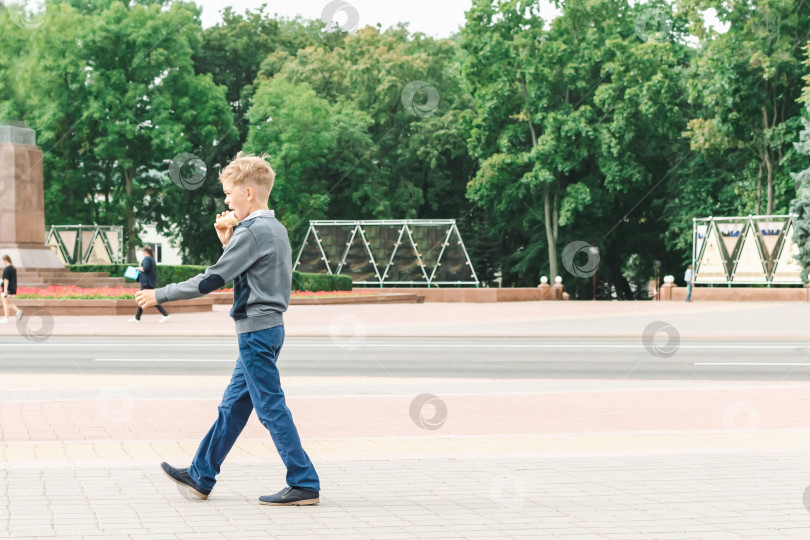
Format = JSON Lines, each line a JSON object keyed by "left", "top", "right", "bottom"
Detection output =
{"left": 0, "top": 255, "right": 22, "bottom": 323}
{"left": 129, "top": 247, "right": 170, "bottom": 323}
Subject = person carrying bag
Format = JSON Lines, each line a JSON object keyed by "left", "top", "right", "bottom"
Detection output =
{"left": 129, "top": 247, "right": 170, "bottom": 323}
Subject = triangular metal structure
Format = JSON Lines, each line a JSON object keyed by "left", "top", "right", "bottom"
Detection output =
{"left": 384, "top": 225, "right": 430, "bottom": 283}
{"left": 694, "top": 224, "right": 708, "bottom": 264}
{"left": 362, "top": 224, "right": 399, "bottom": 280}
{"left": 314, "top": 223, "right": 355, "bottom": 274}
{"left": 333, "top": 225, "right": 359, "bottom": 275}
{"left": 45, "top": 225, "right": 123, "bottom": 264}
{"left": 294, "top": 226, "right": 330, "bottom": 274}
{"left": 717, "top": 222, "right": 743, "bottom": 276}
{"left": 61, "top": 230, "right": 78, "bottom": 261}
{"left": 430, "top": 223, "right": 477, "bottom": 284}
{"left": 752, "top": 218, "right": 787, "bottom": 276}
{"left": 717, "top": 222, "right": 742, "bottom": 255}
{"left": 338, "top": 226, "right": 380, "bottom": 283}
{"left": 756, "top": 218, "right": 785, "bottom": 261}
{"left": 771, "top": 221, "right": 803, "bottom": 283}
{"left": 294, "top": 220, "right": 479, "bottom": 286}
{"left": 409, "top": 224, "right": 448, "bottom": 277}
{"left": 693, "top": 215, "right": 802, "bottom": 285}
{"left": 731, "top": 222, "right": 768, "bottom": 283}
{"left": 80, "top": 229, "right": 95, "bottom": 261}
{"left": 87, "top": 232, "right": 112, "bottom": 264}
{"left": 695, "top": 221, "right": 727, "bottom": 283}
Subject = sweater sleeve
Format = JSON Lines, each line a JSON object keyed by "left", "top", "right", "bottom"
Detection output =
{"left": 155, "top": 228, "right": 259, "bottom": 303}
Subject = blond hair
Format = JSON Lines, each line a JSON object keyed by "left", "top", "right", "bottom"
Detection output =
{"left": 219, "top": 152, "right": 275, "bottom": 198}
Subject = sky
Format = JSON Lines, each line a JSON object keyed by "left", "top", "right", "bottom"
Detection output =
{"left": 196, "top": 0, "right": 562, "bottom": 37}
{"left": 195, "top": 1, "right": 725, "bottom": 41}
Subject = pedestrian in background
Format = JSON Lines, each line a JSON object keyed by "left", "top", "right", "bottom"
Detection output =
{"left": 684, "top": 263, "right": 694, "bottom": 302}
{"left": 129, "top": 247, "right": 170, "bottom": 323}
{"left": 0, "top": 255, "right": 22, "bottom": 323}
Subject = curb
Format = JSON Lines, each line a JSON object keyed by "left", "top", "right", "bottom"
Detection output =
{"left": 209, "top": 292, "right": 424, "bottom": 305}
{"left": 8, "top": 333, "right": 810, "bottom": 340}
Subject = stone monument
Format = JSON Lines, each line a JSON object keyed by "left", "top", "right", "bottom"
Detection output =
{"left": 0, "top": 123, "right": 64, "bottom": 268}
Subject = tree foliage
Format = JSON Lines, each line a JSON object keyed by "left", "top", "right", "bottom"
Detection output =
{"left": 2, "top": 0, "right": 810, "bottom": 296}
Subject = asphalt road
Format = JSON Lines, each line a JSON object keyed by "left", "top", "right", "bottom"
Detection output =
{"left": 1, "top": 337, "right": 810, "bottom": 380}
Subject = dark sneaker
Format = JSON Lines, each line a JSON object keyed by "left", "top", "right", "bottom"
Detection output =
{"left": 259, "top": 486, "right": 319, "bottom": 506}
{"left": 160, "top": 462, "right": 211, "bottom": 500}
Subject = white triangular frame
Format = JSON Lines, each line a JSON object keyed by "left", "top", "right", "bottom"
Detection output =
{"left": 294, "top": 220, "right": 479, "bottom": 286}
{"left": 771, "top": 220, "right": 803, "bottom": 283}
{"left": 695, "top": 221, "right": 728, "bottom": 283}
{"left": 730, "top": 221, "right": 768, "bottom": 283}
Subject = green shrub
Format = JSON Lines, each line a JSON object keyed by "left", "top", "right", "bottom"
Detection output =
{"left": 69, "top": 265, "right": 352, "bottom": 292}
{"left": 154, "top": 265, "right": 210, "bottom": 287}
{"left": 69, "top": 264, "right": 208, "bottom": 288}
{"left": 292, "top": 272, "right": 353, "bottom": 292}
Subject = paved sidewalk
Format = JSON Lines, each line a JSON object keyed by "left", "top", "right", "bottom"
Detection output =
{"left": 2, "top": 374, "right": 810, "bottom": 538}
{"left": 3, "top": 300, "right": 810, "bottom": 538}
{"left": 1, "top": 301, "right": 809, "bottom": 340}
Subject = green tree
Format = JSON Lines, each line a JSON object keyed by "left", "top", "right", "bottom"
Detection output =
{"left": 790, "top": 43, "right": 810, "bottom": 282}
{"left": 9, "top": 1, "right": 109, "bottom": 227}
{"left": 681, "top": 0, "right": 810, "bottom": 215}
{"left": 244, "top": 77, "right": 373, "bottom": 237}
{"left": 15, "top": 1, "right": 234, "bottom": 262}
{"left": 193, "top": 6, "right": 283, "bottom": 156}
{"left": 0, "top": 12, "right": 27, "bottom": 121}
{"left": 249, "top": 25, "right": 476, "bottom": 245}
{"left": 180, "top": 8, "right": 337, "bottom": 262}
{"left": 462, "top": 0, "right": 691, "bottom": 296}
{"left": 85, "top": 1, "right": 234, "bottom": 261}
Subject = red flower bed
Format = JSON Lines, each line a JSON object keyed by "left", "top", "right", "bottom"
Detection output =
{"left": 16, "top": 286, "right": 136, "bottom": 299}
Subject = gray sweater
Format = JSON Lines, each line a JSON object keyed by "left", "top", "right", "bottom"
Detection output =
{"left": 155, "top": 210, "right": 292, "bottom": 334}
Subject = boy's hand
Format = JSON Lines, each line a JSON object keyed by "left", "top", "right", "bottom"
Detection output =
{"left": 214, "top": 212, "right": 235, "bottom": 246}
{"left": 135, "top": 289, "right": 158, "bottom": 309}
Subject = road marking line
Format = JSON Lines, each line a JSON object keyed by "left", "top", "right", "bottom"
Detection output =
{"left": 7, "top": 384, "right": 810, "bottom": 400}
{"left": 93, "top": 358, "right": 235, "bottom": 363}
{"left": 5, "top": 342, "right": 810, "bottom": 349}
{"left": 694, "top": 362, "right": 810, "bottom": 367}
{"left": 88, "top": 359, "right": 810, "bottom": 367}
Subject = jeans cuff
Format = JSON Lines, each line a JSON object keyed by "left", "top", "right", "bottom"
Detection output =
{"left": 189, "top": 466, "right": 215, "bottom": 491}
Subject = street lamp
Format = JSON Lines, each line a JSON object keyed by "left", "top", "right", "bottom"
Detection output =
{"left": 654, "top": 260, "right": 662, "bottom": 301}
{"left": 589, "top": 245, "right": 599, "bottom": 301}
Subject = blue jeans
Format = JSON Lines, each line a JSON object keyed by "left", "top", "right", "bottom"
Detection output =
{"left": 189, "top": 325, "right": 320, "bottom": 492}
{"left": 686, "top": 283, "right": 693, "bottom": 301}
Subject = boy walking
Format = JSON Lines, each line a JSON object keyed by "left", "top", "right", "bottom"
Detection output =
{"left": 135, "top": 153, "right": 320, "bottom": 506}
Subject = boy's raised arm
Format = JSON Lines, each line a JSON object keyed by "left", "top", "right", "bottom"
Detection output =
{"left": 155, "top": 228, "right": 260, "bottom": 304}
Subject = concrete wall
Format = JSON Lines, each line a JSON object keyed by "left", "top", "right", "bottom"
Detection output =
{"left": 364, "top": 285, "right": 569, "bottom": 302}
{"left": 659, "top": 283, "right": 810, "bottom": 302}
{"left": 137, "top": 223, "right": 183, "bottom": 265}
{"left": 15, "top": 297, "right": 213, "bottom": 315}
